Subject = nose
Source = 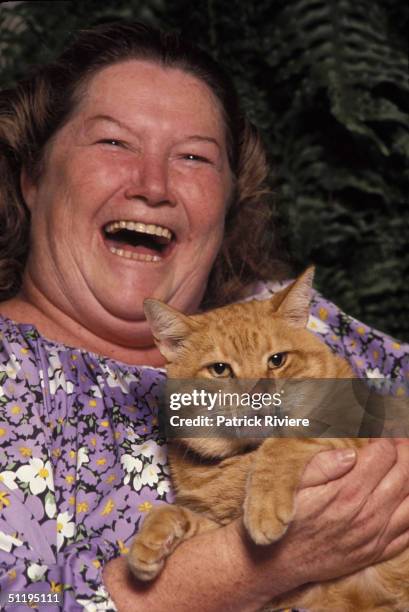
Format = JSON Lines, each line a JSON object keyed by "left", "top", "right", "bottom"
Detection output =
{"left": 125, "top": 153, "right": 173, "bottom": 206}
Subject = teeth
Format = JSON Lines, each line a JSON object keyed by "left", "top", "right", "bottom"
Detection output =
{"left": 105, "top": 221, "right": 172, "bottom": 241}
{"left": 109, "top": 247, "right": 162, "bottom": 262}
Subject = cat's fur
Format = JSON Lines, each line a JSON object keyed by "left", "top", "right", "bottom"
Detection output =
{"left": 128, "top": 268, "right": 409, "bottom": 611}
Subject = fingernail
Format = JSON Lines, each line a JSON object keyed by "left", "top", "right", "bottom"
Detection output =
{"left": 337, "top": 449, "right": 357, "bottom": 463}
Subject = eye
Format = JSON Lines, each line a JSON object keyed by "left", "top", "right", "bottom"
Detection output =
{"left": 183, "top": 153, "right": 211, "bottom": 163}
{"left": 97, "top": 139, "right": 125, "bottom": 148}
{"left": 268, "top": 353, "right": 287, "bottom": 369}
{"left": 207, "top": 362, "right": 234, "bottom": 378}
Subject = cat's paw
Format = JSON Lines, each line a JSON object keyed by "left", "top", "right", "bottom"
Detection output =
{"left": 127, "top": 506, "right": 189, "bottom": 581}
{"left": 127, "top": 505, "right": 218, "bottom": 581}
{"left": 243, "top": 484, "right": 295, "bottom": 545}
{"left": 128, "top": 531, "right": 173, "bottom": 581}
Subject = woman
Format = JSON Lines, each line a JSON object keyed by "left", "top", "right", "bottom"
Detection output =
{"left": 0, "top": 21, "right": 408, "bottom": 611}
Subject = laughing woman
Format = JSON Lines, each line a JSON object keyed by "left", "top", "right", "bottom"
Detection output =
{"left": 0, "top": 22, "right": 408, "bottom": 611}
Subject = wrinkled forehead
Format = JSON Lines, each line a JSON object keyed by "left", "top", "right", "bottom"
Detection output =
{"left": 74, "top": 60, "right": 227, "bottom": 134}
{"left": 40, "top": 59, "right": 232, "bottom": 178}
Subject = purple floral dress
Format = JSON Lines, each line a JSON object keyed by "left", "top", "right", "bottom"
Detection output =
{"left": 0, "top": 283, "right": 408, "bottom": 611}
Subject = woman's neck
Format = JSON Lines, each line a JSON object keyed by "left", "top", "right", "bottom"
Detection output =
{"left": 0, "top": 295, "right": 166, "bottom": 367}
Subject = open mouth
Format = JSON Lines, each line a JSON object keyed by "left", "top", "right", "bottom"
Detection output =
{"left": 103, "top": 220, "right": 174, "bottom": 262}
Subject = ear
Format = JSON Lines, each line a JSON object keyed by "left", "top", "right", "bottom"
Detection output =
{"left": 144, "top": 299, "right": 198, "bottom": 362}
{"left": 275, "top": 266, "right": 315, "bottom": 328}
{"left": 20, "top": 167, "right": 38, "bottom": 211}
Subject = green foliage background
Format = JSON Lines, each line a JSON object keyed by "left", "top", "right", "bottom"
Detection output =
{"left": 1, "top": 0, "right": 408, "bottom": 339}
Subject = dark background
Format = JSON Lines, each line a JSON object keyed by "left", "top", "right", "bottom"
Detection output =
{"left": 1, "top": 0, "right": 408, "bottom": 340}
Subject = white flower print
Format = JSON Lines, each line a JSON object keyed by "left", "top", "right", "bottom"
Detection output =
{"left": 4, "top": 354, "right": 20, "bottom": 380}
{"left": 98, "top": 364, "right": 134, "bottom": 393}
{"left": 27, "top": 563, "right": 48, "bottom": 581}
{"left": 48, "top": 352, "right": 74, "bottom": 395}
{"left": 0, "top": 470, "right": 18, "bottom": 490}
{"left": 131, "top": 440, "right": 168, "bottom": 467}
{"left": 45, "top": 492, "right": 57, "bottom": 519}
{"left": 77, "top": 587, "right": 115, "bottom": 611}
{"left": 77, "top": 447, "right": 90, "bottom": 469}
{"left": 16, "top": 458, "right": 54, "bottom": 494}
{"left": 365, "top": 367, "right": 392, "bottom": 392}
{"left": 157, "top": 479, "right": 171, "bottom": 496}
{"left": 307, "top": 315, "right": 330, "bottom": 334}
{"left": 133, "top": 463, "right": 160, "bottom": 491}
{"left": 138, "top": 441, "right": 156, "bottom": 458}
{"left": 0, "top": 530, "right": 23, "bottom": 553}
{"left": 366, "top": 367, "right": 383, "bottom": 379}
{"left": 56, "top": 511, "right": 75, "bottom": 551}
{"left": 121, "top": 454, "right": 142, "bottom": 486}
{"left": 86, "top": 384, "right": 103, "bottom": 399}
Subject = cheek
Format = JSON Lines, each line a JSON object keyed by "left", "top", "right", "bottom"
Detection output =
{"left": 175, "top": 170, "right": 229, "bottom": 231}
{"left": 71, "top": 152, "right": 129, "bottom": 195}
{"left": 47, "top": 154, "right": 131, "bottom": 232}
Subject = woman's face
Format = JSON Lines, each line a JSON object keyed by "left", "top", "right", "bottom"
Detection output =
{"left": 22, "top": 60, "right": 232, "bottom": 343}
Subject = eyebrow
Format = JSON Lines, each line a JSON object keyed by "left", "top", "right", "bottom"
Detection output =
{"left": 185, "top": 135, "right": 221, "bottom": 149}
{"left": 86, "top": 115, "right": 221, "bottom": 148}
{"left": 85, "top": 115, "right": 131, "bottom": 131}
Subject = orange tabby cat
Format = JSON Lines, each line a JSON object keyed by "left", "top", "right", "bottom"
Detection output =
{"left": 128, "top": 268, "right": 409, "bottom": 612}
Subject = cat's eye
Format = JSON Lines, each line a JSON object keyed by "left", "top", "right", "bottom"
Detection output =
{"left": 207, "top": 362, "right": 234, "bottom": 378}
{"left": 268, "top": 352, "right": 287, "bottom": 369}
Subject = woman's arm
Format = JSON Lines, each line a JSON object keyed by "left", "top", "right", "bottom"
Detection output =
{"left": 104, "top": 440, "right": 409, "bottom": 611}
{"left": 103, "top": 520, "right": 299, "bottom": 612}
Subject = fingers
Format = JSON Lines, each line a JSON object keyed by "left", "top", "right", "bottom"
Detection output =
{"left": 354, "top": 441, "right": 409, "bottom": 533}
{"left": 301, "top": 439, "right": 397, "bottom": 491}
{"left": 335, "top": 439, "right": 398, "bottom": 503}
{"left": 385, "top": 494, "right": 409, "bottom": 543}
{"left": 381, "top": 525, "right": 409, "bottom": 562}
{"left": 291, "top": 439, "right": 409, "bottom": 581}
{"left": 300, "top": 448, "right": 357, "bottom": 488}
{"left": 299, "top": 440, "right": 400, "bottom": 529}
{"left": 375, "top": 445, "right": 409, "bottom": 547}
{"left": 373, "top": 442, "right": 409, "bottom": 501}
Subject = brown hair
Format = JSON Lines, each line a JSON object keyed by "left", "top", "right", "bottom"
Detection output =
{"left": 0, "top": 21, "right": 288, "bottom": 306}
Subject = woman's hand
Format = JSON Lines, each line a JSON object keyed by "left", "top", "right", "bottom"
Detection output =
{"left": 104, "top": 439, "right": 409, "bottom": 611}
{"left": 279, "top": 439, "right": 409, "bottom": 585}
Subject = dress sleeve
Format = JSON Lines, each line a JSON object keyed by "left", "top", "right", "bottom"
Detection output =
{"left": 308, "top": 290, "right": 409, "bottom": 385}
{"left": 0, "top": 321, "right": 118, "bottom": 611}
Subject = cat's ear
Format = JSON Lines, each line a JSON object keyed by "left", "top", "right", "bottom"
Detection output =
{"left": 275, "top": 266, "right": 315, "bottom": 328}
{"left": 144, "top": 299, "right": 197, "bottom": 362}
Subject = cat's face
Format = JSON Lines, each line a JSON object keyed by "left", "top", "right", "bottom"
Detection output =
{"left": 157, "top": 299, "right": 329, "bottom": 380}
{"left": 144, "top": 268, "right": 351, "bottom": 458}
{"left": 144, "top": 267, "right": 342, "bottom": 380}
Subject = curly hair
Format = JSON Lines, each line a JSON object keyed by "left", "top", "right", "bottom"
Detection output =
{"left": 0, "top": 21, "right": 289, "bottom": 307}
